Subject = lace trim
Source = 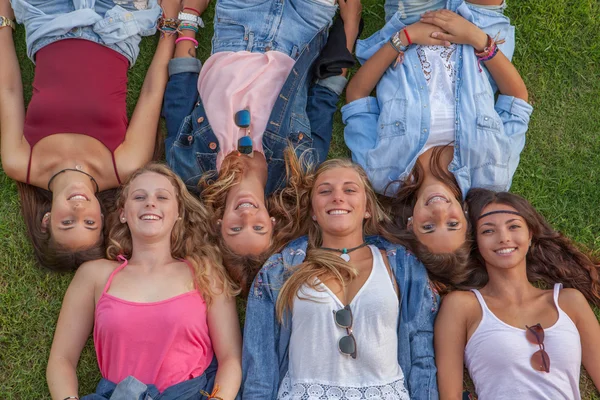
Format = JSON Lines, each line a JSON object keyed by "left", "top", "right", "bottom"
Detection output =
{"left": 416, "top": 44, "right": 457, "bottom": 85}
{"left": 277, "top": 375, "right": 410, "bottom": 400}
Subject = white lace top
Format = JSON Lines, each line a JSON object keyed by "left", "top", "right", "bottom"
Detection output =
{"left": 277, "top": 245, "right": 410, "bottom": 400}
{"left": 416, "top": 44, "right": 457, "bottom": 154}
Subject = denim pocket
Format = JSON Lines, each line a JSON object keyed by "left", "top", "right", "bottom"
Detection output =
{"left": 378, "top": 98, "right": 407, "bottom": 138}
{"left": 213, "top": 18, "right": 248, "bottom": 47}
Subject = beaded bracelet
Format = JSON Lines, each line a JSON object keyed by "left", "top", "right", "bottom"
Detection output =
{"left": 175, "top": 36, "right": 199, "bottom": 48}
{"left": 179, "top": 21, "right": 199, "bottom": 34}
{"left": 474, "top": 34, "right": 504, "bottom": 72}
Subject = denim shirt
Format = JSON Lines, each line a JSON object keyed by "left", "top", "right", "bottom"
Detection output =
{"left": 11, "top": 0, "right": 161, "bottom": 66}
{"left": 342, "top": 0, "right": 533, "bottom": 199}
{"left": 241, "top": 236, "right": 440, "bottom": 400}
{"left": 163, "top": 28, "right": 345, "bottom": 196}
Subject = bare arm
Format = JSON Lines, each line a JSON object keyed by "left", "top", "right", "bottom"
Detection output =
{"left": 420, "top": 9, "right": 528, "bottom": 101}
{"left": 46, "top": 262, "right": 103, "bottom": 400}
{"left": 207, "top": 284, "right": 242, "bottom": 399}
{"left": 116, "top": 1, "right": 180, "bottom": 176}
{"left": 560, "top": 289, "right": 600, "bottom": 391}
{"left": 0, "top": 2, "right": 28, "bottom": 181}
{"left": 345, "top": 22, "right": 448, "bottom": 103}
{"left": 435, "top": 291, "right": 473, "bottom": 400}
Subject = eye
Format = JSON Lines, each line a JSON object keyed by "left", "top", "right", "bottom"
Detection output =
{"left": 134, "top": 195, "right": 145, "bottom": 200}
{"left": 509, "top": 224, "right": 521, "bottom": 230}
{"left": 158, "top": 196, "right": 169, "bottom": 200}
{"left": 481, "top": 229, "right": 493, "bottom": 235}
{"left": 422, "top": 224, "right": 434, "bottom": 231}
{"left": 344, "top": 188, "right": 357, "bottom": 193}
{"left": 231, "top": 227, "right": 242, "bottom": 232}
{"left": 447, "top": 221, "right": 459, "bottom": 228}
{"left": 319, "top": 189, "right": 331, "bottom": 195}
{"left": 253, "top": 226, "right": 264, "bottom": 231}
{"left": 85, "top": 220, "right": 95, "bottom": 226}
{"left": 62, "top": 220, "right": 74, "bottom": 226}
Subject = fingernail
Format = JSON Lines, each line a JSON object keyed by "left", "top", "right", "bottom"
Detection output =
{"left": 431, "top": 32, "right": 438, "bottom": 38}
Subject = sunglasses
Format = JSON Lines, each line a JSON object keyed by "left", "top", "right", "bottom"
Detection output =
{"left": 333, "top": 305, "right": 357, "bottom": 359}
{"left": 525, "top": 323, "right": 550, "bottom": 373}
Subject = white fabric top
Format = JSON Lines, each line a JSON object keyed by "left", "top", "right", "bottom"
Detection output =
{"left": 416, "top": 44, "right": 457, "bottom": 154}
{"left": 465, "top": 283, "right": 582, "bottom": 400}
{"left": 278, "top": 245, "right": 409, "bottom": 400}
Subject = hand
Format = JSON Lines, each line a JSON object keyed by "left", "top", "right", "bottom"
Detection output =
{"left": 159, "top": 0, "right": 183, "bottom": 18}
{"left": 420, "top": 9, "right": 488, "bottom": 50}
{"left": 338, "top": 0, "right": 362, "bottom": 29}
{"left": 404, "top": 21, "right": 450, "bottom": 46}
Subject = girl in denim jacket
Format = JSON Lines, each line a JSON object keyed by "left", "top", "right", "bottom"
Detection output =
{"left": 46, "top": 164, "right": 242, "bottom": 400}
{"left": 0, "top": 0, "right": 171, "bottom": 271}
{"left": 162, "top": 0, "right": 362, "bottom": 295}
{"left": 242, "top": 158, "right": 439, "bottom": 400}
{"left": 435, "top": 189, "right": 600, "bottom": 399}
{"left": 343, "top": 0, "right": 533, "bottom": 286}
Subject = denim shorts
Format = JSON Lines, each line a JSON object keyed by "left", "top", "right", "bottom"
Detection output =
{"left": 10, "top": 0, "right": 161, "bottom": 65}
{"left": 384, "top": 0, "right": 506, "bottom": 24}
{"left": 212, "top": 0, "right": 337, "bottom": 58}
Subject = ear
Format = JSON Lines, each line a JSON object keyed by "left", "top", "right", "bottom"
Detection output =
{"left": 364, "top": 211, "right": 371, "bottom": 219}
{"left": 406, "top": 217, "right": 413, "bottom": 232}
{"left": 271, "top": 216, "right": 276, "bottom": 226}
{"left": 41, "top": 212, "right": 51, "bottom": 233}
{"left": 119, "top": 209, "right": 126, "bottom": 224}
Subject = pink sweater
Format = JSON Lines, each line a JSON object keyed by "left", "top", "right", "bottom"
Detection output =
{"left": 93, "top": 257, "right": 213, "bottom": 392}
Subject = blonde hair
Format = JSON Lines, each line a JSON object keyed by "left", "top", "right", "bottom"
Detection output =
{"left": 200, "top": 149, "right": 316, "bottom": 296}
{"left": 274, "top": 157, "right": 394, "bottom": 322}
{"left": 106, "top": 163, "right": 239, "bottom": 304}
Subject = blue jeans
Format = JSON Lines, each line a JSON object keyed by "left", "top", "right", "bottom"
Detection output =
{"left": 10, "top": 0, "right": 161, "bottom": 65}
{"left": 384, "top": 0, "right": 507, "bottom": 23}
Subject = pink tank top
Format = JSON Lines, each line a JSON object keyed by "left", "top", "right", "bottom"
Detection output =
{"left": 93, "top": 256, "right": 213, "bottom": 392}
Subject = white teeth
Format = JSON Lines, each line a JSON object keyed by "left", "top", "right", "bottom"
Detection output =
{"left": 141, "top": 215, "right": 160, "bottom": 220}
{"left": 496, "top": 248, "right": 516, "bottom": 254}
{"left": 68, "top": 195, "right": 87, "bottom": 201}
{"left": 237, "top": 202, "right": 256, "bottom": 209}
{"left": 328, "top": 209, "right": 349, "bottom": 215}
{"left": 428, "top": 196, "right": 447, "bottom": 204}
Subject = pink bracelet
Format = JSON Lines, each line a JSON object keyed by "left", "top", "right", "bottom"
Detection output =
{"left": 175, "top": 36, "right": 198, "bottom": 48}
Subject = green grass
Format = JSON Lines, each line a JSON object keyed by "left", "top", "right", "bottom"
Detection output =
{"left": 1, "top": 0, "right": 599, "bottom": 398}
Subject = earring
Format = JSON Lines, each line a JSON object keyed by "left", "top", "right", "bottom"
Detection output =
{"left": 312, "top": 215, "right": 317, "bottom": 221}
{"left": 43, "top": 212, "right": 51, "bottom": 220}
{"left": 407, "top": 216, "right": 413, "bottom": 222}
{"left": 120, "top": 217, "right": 126, "bottom": 223}
{"left": 365, "top": 212, "right": 371, "bottom": 218}
{"left": 216, "top": 219, "right": 222, "bottom": 226}
{"left": 271, "top": 217, "right": 276, "bottom": 223}
{"left": 178, "top": 216, "right": 182, "bottom": 220}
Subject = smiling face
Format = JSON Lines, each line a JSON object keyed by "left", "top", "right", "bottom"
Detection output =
{"left": 120, "top": 172, "right": 179, "bottom": 241}
{"left": 49, "top": 182, "right": 103, "bottom": 249}
{"left": 220, "top": 187, "right": 273, "bottom": 256}
{"left": 311, "top": 167, "right": 369, "bottom": 237}
{"left": 411, "top": 183, "right": 468, "bottom": 253}
{"left": 476, "top": 203, "right": 532, "bottom": 271}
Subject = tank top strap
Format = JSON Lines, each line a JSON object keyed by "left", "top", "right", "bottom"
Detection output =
{"left": 369, "top": 245, "right": 386, "bottom": 272}
{"left": 553, "top": 282, "right": 563, "bottom": 309}
{"left": 102, "top": 256, "right": 129, "bottom": 294}
{"left": 470, "top": 289, "right": 492, "bottom": 316}
{"left": 111, "top": 152, "right": 122, "bottom": 185}
{"left": 180, "top": 258, "right": 199, "bottom": 291}
{"left": 26, "top": 150, "right": 33, "bottom": 184}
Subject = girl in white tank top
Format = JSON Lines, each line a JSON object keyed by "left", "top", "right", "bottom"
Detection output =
{"left": 434, "top": 190, "right": 600, "bottom": 399}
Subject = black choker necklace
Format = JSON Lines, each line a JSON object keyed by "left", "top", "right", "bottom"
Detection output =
{"left": 47, "top": 168, "right": 100, "bottom": 193}
{"left": 321, "top": 242, "right": 369, "bottom": 262}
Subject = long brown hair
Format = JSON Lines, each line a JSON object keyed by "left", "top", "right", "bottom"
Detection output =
{"left": 105, "top": 163, "right": 239, "bottom": 303}
{"left": 17, "top": 183, "right": 115, "bottom": 271}
{"left": 200, "top": 149, "right": 314, "bottom": 296}
{"left": 465, "top": 188, "right": 600, "bottom": 307}
{"left": 381, "top": 145, "right": 471, "bottom": 287}
{"left": 275, "top": 158, "right": 396, "bottom": 322}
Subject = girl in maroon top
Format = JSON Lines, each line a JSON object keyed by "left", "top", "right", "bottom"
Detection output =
{"left": 0, "top": 0, "right": 185, "bottom": 271}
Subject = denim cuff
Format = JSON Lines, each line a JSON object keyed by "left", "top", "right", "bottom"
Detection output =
{"left": 316, "top": 75, "right": 348, "bottom": 96}
{"left": 341, "top": 96, "right": 380, "bottom": 123}
{"left": 168, "top": 57, "right": 202, "bottom": 77}
{"left": 496, "top": 94, "right": 533, "bottom": 121}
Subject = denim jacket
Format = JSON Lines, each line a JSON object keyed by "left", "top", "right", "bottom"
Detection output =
{"left": 163, "top": 28, "right": 345, "bottom": 195}
{"left": 342, "top": 0, "right": 533, "bottom": 198}
{"left": 241, "top": 236, "right": 440, "bottom": 400}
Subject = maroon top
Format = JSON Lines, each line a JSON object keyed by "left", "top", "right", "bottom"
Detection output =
{"left": 24, "top": 39, "right": 129, "bottom": 184}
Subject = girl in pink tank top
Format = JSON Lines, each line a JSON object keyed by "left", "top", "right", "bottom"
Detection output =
{"left": 434, "top": 189, "right": 600, "bottom": 399}
{"left": 46, "top": 164, "right": 242, "bottom": 400}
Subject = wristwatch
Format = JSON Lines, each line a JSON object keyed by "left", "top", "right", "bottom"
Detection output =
{"left": 177, "top": 11, "right": 204, "bottom": 28}
{"left": 0, "top": 16, "right": 16, "bottom": 30}
{"left": 389, "top": 30, "right": 409, "bottom": 53}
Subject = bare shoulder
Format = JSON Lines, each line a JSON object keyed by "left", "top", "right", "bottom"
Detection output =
{"left": 558, "top": 287, "right": 592, "bottom": 323}
{"left": 441, "top": 290, "right": 480, "bottom": 311}
{"left": 75, "top": 258, "right": 121, "bottom": 287}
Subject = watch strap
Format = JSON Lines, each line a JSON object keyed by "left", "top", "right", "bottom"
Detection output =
{"left": 177, "top": 12, "right": 204, "bottom": 28}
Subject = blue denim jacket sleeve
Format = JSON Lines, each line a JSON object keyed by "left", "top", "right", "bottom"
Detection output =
{"left": 162, "top": 58, "right": 202, "bottom": 152}
{"left": 495, "top": 95, "right": 533, "bottom": 188}
{"left": 341, "top": 97, "right": 380, "bottom": 168}
{"left": 307, "top": 75, "right": 347, "bottom": 163}
{"left": 241, "top": 265, "right": 282, "bottom": 399}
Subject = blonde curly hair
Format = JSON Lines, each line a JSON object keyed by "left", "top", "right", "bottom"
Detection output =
{"left": 106, "top": 163, "right": 239, "bottom": 303}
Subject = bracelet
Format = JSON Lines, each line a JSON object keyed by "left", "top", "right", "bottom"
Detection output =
{"left": 474, "top": 33, "right": 504, "bottom": 72}
{"left": 183, "top": 6, "right": 201, "bottom": 15}
{"left": 179, "top": 21, "right": 199, "bottom": 34}
{"left": 175, "top": 36, "right": 199, "bottom": 48}
{"left": 389, "top": 31, "right": 409, "bottom": 53}
{"left": 0, "top": 16, "right": 16, "bottom": 30}
{"left": 178, "top": 11, "right": 204, "bottom": 28}
{"left": 200, "top": 384, "right": 223, "bottom": 400}
{"left": 62, "top": 397, "right": 79, "bottom": 400}
{"left": 158, "top": 16, "right": 180, "bottom": 37}
{"left": 403, "top": 28, "right": 412, "bottom": 45}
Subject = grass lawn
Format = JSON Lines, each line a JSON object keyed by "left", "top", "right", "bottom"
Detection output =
{"left": 1, "top": 0, "right": 599, "bottom": 398}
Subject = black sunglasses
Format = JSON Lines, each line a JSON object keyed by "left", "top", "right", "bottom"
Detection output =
{"left": 333, "top": 305, "right": 357, "bottom": 359}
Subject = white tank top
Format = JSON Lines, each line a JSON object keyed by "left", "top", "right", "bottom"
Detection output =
{"left": 278, "top": 245, "right": 409, "bottom": 400}
{"left": 465, "top": 283, "right": 582, "bottom": 400}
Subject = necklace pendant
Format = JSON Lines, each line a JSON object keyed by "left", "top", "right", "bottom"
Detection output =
{"left": 340, "top": 253, "right": 351, "bottom": 262}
